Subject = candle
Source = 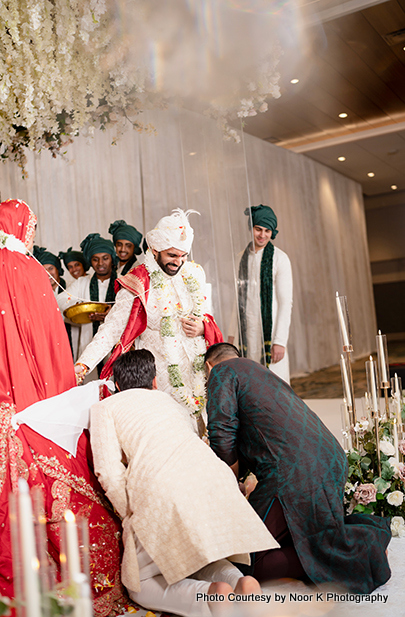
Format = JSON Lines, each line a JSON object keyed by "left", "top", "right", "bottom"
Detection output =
{"left": 395, "top": 373, "right": 402, "bottom": 424}
{"left": 368, "top": 356, "right": 379, "bottom": 413}
{"left": 336, "top": 292, "right": 349, "bottom": 348}
{"left": 377, "top": 330, "right": 388, "bottom": 384}
{"left": 18, "top": 479, "right": 41, "bottom": 617}
{"left": 64, "top": 510, "right": 81, "bottom": 584}
{"left": 340, "top": 354, "right": 352, "bottom": 408}
{"left": 393, "top": 418, "right": 400, "bottom": 460}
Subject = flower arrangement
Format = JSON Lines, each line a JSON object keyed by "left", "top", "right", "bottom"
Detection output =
{"left": 0, "top": 1, "right": 282, "bottom": 174}
{"left": 344, "top": 412, "right": 405, "bottom": 537}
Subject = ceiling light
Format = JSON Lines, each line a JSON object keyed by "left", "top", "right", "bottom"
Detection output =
{"left": 367, "top": 172, "right": 375, "bottom": 177}
{"left": 189, "top": 152, "right": 196, "bottom": 156}
{"left": 391, "top": 184, "right": 398, "bottom": 190}
{"left": 290, "top": 78, "right": 299, "bottom": 84}
{"left": 338, "top": 113, "right": 348, "bottom": 119}
{"left": 337, "top": 156, "right": 346, "bottom": 161}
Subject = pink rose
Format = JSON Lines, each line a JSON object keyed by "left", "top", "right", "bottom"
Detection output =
{"left": 399, "top": 440, "right": 405, "bottom": 456}
{"left": 353, "top": 483, "right": 377, "bottom": 505}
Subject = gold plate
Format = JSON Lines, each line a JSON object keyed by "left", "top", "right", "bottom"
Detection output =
{"left": 63, "top": 302, "right": 110, "bottom": 325}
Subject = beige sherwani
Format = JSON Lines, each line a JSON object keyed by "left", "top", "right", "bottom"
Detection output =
{"left": 90, "top": 389, "right": 278, "bottom": 593}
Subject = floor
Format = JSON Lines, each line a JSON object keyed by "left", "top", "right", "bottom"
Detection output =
{"left": 291, "top": 340, "right": 405, "bottom": 399}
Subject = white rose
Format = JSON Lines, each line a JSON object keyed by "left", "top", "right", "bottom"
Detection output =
{"left": 380, "top": 440, "right": 396, "bottom": 457}
{"left": 387, "top": 491, "right": 404, "bottom": 507}
{"left": 391, "top": 516, "right": 405, "bottom": 538}
{"left": 388, "top": 457, "right": 401, "bottom": 478}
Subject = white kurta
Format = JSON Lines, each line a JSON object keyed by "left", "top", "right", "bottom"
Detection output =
{"left": 57, "top": 274, "right": 112, "bottom": 373}
{"left": 78, "top": 252, "right": 208, "bottom": 411}
{"left": 229, "top": 245, "right": 293, "bottom": 383}
{"left": 90, "top": 389, "right": 278, "bottom": 593}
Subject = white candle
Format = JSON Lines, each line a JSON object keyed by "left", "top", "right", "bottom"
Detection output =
{"left": 369, "top": 356, "right": 379, "bottom": 413}
{"left": 336, "top": 292, "right": 349, "bottom": 348}
{"left": 377, "top": 330, "right": 388, "bottom": 383}
{"left": 64, "top": 510, "right": 81, "bottom": 584}
{"left": 340, "top": 354, "right": 352, "bottom": 408}
{"left": 18, "top": 479, "right": 41, "bottom": 617}
{"left": 393, "top": 418, "right": 400, "bottom": 460}
{"left": 395, "top": 373, "right": 402, "bottom": 424}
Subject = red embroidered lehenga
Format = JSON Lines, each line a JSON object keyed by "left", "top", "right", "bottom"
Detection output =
{"left": 0, "top": 200, "right": 128, "bottom": 615}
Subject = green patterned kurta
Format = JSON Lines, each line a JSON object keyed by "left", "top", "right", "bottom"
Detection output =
{"left": 207, "top": 358, "right": 391, "bottom": 594}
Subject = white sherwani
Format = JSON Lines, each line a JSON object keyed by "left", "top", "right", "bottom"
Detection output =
{"left": 78, "top": 251, "right": 208, "bottom": 411}
{"left": 57, "top": 274, "right": 111, "bottom": 369}
{"left": 229, "top": 245, "right": 293, "bottom": 383}
{"left": 90, "top": 389, "right": 278, "bottom": 594}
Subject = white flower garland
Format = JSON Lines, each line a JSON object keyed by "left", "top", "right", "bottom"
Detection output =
{"left": 0, "top": 230, "right": 27, "bottom": 254}
{"left": 144, "top": 251, "right": 207, "bottom": 416}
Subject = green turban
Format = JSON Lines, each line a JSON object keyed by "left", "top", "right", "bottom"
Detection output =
{"left": 80, "top": 233, "right": 118, "bottom": 267}
{"left": 108, "top": 219, "right": 142, "bottom": 255}
{"left": 58, "top": 247, "right": 90, "bottom": 271}
{"left": 244, "top": 205, "right": 279, "bottom": 239}
{"left": 33, "top": 246, "right": 64, "bottom": 275}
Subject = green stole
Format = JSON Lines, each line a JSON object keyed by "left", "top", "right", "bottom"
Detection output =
{"left": 238, "top": 241, "right": 274, "bottom": 367}
{"left": 120, "top": 256, "right": 137, "bottom": 276}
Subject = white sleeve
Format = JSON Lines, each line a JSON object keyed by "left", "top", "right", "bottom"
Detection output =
{"left": 271, "top": 250, "right": 293, "bottom": 348}
{"left": 77, "top": 288, "right": 134, "bottom": 372}
{"left": 90, "top": 402, "right": 128, "bottom": 519}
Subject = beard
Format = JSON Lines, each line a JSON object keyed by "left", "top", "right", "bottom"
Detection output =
{"left": 156, "top": 253, "right": 184, "bottom": 276}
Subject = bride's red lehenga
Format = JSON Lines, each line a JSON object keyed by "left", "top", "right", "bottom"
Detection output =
{"left": 0, "top": 200, "right": 128, "bottom": 615}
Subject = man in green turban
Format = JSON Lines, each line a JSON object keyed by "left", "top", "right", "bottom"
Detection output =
{"left": 228, "top": 204, "right": 293, "bottom": 383}
{"left": 58, "top": 247, "right": 90, "bottom": 280}
{"left": 57, "top": 233, "right": 118, "bottom": 376}
{"left": 109, "top": 219, "right": 142, "bottom": 276}
{"left": 33, "top": 246, "right": 67, "bottom": 297}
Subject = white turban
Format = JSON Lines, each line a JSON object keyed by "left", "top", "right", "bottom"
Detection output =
{"left": 146, "top": 208, "right": 199, "bottom": 253}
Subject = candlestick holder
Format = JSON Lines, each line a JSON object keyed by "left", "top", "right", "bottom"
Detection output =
{"left": 340, "top": 401, "right": 353, "bottom": 451}
{"left": 366, "top": 357, "right": 382, "bottom": 475}
{"left": 376, "top": 331, "right": 390, "bottom": 419}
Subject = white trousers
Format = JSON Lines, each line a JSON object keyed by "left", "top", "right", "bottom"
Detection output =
{"left": 128, "top": 558, "right": 243, "bottom": 617}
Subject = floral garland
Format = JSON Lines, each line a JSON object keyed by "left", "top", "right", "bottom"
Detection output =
{"left": 145, "top": 252, "right": 207, "bottom": 416}
{"left": 0, "top": 229, "right": 27, "bottom": 254}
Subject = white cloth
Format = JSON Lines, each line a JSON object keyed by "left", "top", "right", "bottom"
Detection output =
{"left": 129, "top": 545, "right": 242, "bottom": 617}
{"left": 229, "top": 244, "right": 293, "bottom": 383}
{"left": 78, "top": 252, "right": 208, "bottom": 413}
{"left": 90, "top": 389, "right": 278, "bottom": 593}
{"left": 57, "top": 274, "right": 110, "bottom": 363}
{"left": 146, "top": 208, "right": 197, "bottom": 253}
{"left": 11, "top": 380, "right": 110, "bottom": 456}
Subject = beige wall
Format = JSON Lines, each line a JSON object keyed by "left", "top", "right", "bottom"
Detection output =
{"left": 0, "top": 107, "right": 376, "bottom": 376}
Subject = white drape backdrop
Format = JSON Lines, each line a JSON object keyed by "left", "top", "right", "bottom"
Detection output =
{"left": 0, "top": 107, "right": 376, "bottom": 376}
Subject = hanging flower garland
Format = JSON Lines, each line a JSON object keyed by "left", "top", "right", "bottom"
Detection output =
{"left": 0, "top": 0, "right": 156, "bottom": 175}
{"left": 145, "top": 252, "right": 207, "bottom": 416}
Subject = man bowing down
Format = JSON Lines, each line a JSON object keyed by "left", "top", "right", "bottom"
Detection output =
{"left": 204, "top": 343, "right": 391, "bottom": 594}
{"left": 75, "top": 209, "right": 222, "bottom": 423}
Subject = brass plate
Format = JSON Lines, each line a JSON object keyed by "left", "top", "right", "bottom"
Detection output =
{"left": 63, "top": 302, "right": 110, "bottom": 325}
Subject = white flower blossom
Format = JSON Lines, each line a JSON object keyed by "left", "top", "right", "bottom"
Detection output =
{"left": 380, "top": 439, "right": 396, "bottom": 457}
{"left": 387, "top": 491, "right": 404, "bottom": 507}
{"left": 391, "top": 516, "right": 405, "bottom": 537}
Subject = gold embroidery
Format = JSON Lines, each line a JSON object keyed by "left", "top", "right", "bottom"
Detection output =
{"left": 23, "top": 201, "right": 37, "bottom": 248}
{"left": 50, "top": 479, "right": 71, "bottom": 522}
{"left": 31, "top": 453, "right": 107, "bottom": 508}
{"left": 0, "top": 402, "right": 28, "bottom": 494}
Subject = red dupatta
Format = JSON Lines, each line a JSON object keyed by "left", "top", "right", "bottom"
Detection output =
{"left": 0, "top": 199, "right": 75, "bottom": 411}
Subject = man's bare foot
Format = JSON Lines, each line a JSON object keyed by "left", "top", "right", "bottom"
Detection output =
{"left": 208, "top": 582, "right": 233, "bottom": 615}
{"left": 234, "top": 575, "right": 261, "bottom": 595}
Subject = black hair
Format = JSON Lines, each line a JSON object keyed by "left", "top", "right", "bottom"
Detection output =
{"left": 113, "top": 349, "right": 156, "bottom": 391}
{"left": 204, "top": 342, "right": 240, "bottom": 366}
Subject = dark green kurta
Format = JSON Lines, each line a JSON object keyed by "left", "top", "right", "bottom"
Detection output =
{"left": 207, "top": 358, "right": 391, "bottom": 594}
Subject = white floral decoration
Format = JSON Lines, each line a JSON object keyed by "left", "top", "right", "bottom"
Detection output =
{"left": 391, "top": 516, "right": 405, "bottom": 537}
{"left": 379, "top": 439, "right": 396, "bottom": 457}
{"left": 387, "top": 491, "right": 404, "bottom": 507}
{"left": 0, "top": 230, "right": 27, "bottom": 254}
